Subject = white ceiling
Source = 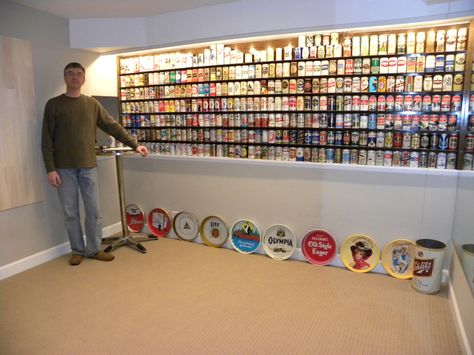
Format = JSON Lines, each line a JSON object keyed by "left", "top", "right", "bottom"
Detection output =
{"left": 10, "top": 0, "right": 239, "bottom": 18}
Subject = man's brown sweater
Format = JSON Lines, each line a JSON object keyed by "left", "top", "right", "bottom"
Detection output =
{"left": 41, "top": 94, "right": 138, "bottom": 172}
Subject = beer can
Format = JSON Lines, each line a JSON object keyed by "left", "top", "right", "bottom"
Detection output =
{"left": 360, "top": 114, "right": 368, "bottom": 129}
{"left": 412, "top": 239, "right": 447, "bottom": 294}
{"left": 439, "top": 133, "right": 449, "bottom": 150}
{"left": 430, "top": 133, "right": 439, "bottom": 149}
{"left": 358, "top": 150, "right": 367, "bottom": 165}
{"left": 446, "top": 152, "right": 456, "bottom": 169}
{"left": 384, "top": 131, "right": 393, "bottom": 148}
{"left": 435, "top": 55, "right": 445, "bottom": 72}
{"left": 454, "top": 53, "right": 465, "bottom": 71}
{"left": 371, "top": 57, "right": 380, "bottom": 74}
{"left": 352, "top": 113, "right": 360, "bottom": 128}
{"left": 410, "top": 151, "right": 419, "bottom": 168}
{"left": 376, "top": 131, "right": 385, "bottom": 148}
{"left": 437, "top": 152, "right": 447, "bottom": 169}
{"left": 312, "top": 131, "right": 320, "bottom": 145}
{"left": 463, "top": 153, "right": 473, "bottom": 170}
{"left": 428, "top": 152, "right": 437, "bottom": 168}
{"left": 342, "top": 149, "right": 350, "bottom": 164}
{"left": 448, "top": 133, "right": 458, "bottom": 151}
{"left": 296, "top": 147, "right": 304, "bottom": 161}
{"left": 402, "top": 133, "right": 411, "bottom": 149}
{"left": 393, "top": 132, "right": 403, "bottom": 148}
{"left": 367, "top": 150, "right": 376, "bottom": 165}
{"left": 411, "top": 133, "right": 420, "bottom": 149}
{"left": 326, "top": 148, "right": 335, "bottom": 163}
{"left": 368, "top": 114, "right": 377, "bottom": 129}
{"left": 335, "top": 131, "right": 343, "bottom": 145}
{"left": 368, "top": 131, "right": 376, "bottom": 147}
{"left": 383, "top": 150, "right": 393, "bottom": 166}
{"left": 375, "top": 150, "right": 384, "bottom": 166}
{"left": 401, "top": 151, "right": 410, "bottom": 167}
{"left": 392, "top": 151, "right": 401, "bottom": 166}
{"left": 465, "top": 133, "right": 474, "bottom": 152}
{"left": 419, "top": 151, "right": 428, "bottom": 168}
{"left": 325, "top": 130, "right": 334, "bottom": 145}
{"left": 351, "top": 131, "right": 360, "bottom": 146}
{"left": 311, "top": 148, "right": 319, "bottom": 162}
{"left": 319, "top": 148, "right": 326, "bottom": 163}
{"left": 334, "top": 148, "right": 342, "bottom": 163}
{"left": 350, "top": 149, "right": 358, "bottom": 164}
{"left": 420, "top": 132, "right": 430, "bottom": 149}
{"left": 359, "top": 131, "right": 368, "bottom": 146}
{"left": 451, "top": 94, "right": 461, "bottom": 112}
{"left": 453, "top": 74, "right": 463, "bottom": 91}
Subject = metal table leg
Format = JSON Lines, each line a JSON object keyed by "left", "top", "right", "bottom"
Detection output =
{"left": 101, "top": 151, "right": 157, "bottom": 253}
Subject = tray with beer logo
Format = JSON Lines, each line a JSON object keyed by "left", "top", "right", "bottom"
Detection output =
{"left": 125, "top": 203, "right": 145, "bottom": 233}
{"left": 381, "top": 239, "right": 416, "bottom": 279}
{"left": 173, "top": 211, "right": 199, "bottom": 241}
{"left": 340, "top": 234, "right": 380, "bottom": 273}
{"left": 147, "top": 208, "right": 172, "bottom": 237}
{"left": 199, "top": 216, "right": 229, "bottom": 248}
{"left": 230, "top": 219, "right": 261, "bottom": 254}
{"left": 262, "top": 224, "right": 296, "bottom": 261}
{"left": 301, "top": 229, "right": 337, "bottom": 265}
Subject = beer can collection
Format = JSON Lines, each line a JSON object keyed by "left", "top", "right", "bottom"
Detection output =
{"left": 119, "top": 24, "right": 470, "bottom": 171}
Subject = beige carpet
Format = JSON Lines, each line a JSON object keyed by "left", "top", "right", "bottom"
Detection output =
{"left": 0, "top": 238, "right": 462, "bottom": 355}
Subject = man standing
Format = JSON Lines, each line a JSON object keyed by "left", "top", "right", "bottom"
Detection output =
{"left": 41, "top": 62, "right": 148, "bottom": 266}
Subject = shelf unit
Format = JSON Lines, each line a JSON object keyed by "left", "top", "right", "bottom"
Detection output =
{"left": 117, "top": 19, "right": 474, "bottom": 170}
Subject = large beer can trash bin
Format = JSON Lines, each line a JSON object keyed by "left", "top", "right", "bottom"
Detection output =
{"left": 412, "top": 239, "right": 446, "bottom": 294}
{"left": 461, "top": 244, "right": 474, "bottom": 293}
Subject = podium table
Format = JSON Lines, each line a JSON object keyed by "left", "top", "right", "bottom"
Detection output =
{"left": 100, "top": 147, "right": 157, "bottom": 253}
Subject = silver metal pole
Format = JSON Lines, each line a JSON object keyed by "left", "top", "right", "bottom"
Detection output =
{"left": 115, "top": 152, "right": 129, "bottom": 238}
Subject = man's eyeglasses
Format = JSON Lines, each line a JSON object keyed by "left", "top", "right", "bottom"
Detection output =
{"left": 65, "top": 71, "right": 84, "bottom": 77}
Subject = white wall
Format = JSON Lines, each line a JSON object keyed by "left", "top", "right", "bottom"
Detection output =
{"left": 0, "top": 1, "right": 119, "bottom": 266}
{"left": 122, "top": 156, "right": 458, "bottom": 251}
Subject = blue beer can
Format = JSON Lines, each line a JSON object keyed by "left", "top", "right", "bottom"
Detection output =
{"left": 368, "top": 114, "right": 377, "bottom": 129}
{"left": 342, "top": 149, "right": 350, "bottom": 164}
{"left": 327, "top": 148, "right": 335, "bottom": 163}
{"left": 438, "top": 132, "right": 448, "bottom": 150}
{"left": 312, "top": 131, "right": 320, "bottom": 145}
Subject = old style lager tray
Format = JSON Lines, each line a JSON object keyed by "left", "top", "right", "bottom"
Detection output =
{"left": 301, "top": 229, "right": 337, "bottom": 265}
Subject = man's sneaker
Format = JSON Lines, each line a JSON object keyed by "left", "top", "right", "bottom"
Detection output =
{"left": 69, "top": 254, "right": 84, "bottom": 266}
{"left": 90, "top": 251, "right": 115, "bottom": 262}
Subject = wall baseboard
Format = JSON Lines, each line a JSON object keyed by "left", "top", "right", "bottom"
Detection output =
{"left": 0, "top": 222, "right": 451, "bottom": 286}
{"left": 0, "top": 222, "right": 122, "bottom": 281}
{"left": 447, "top": 269, "right": 473, "bottom": 355}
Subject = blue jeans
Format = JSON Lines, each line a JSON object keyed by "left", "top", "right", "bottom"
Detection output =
{"left": 57, "top": 168, "right": 102, "bottom": 257}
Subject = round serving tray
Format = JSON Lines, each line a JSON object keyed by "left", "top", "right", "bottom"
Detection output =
{"left": 340, "top": 234, "right": 380, "bottom": 273}
{"left": 199, "top": 216, "right": 229, "bottom": 248}
{"left": 381, "top": 239, "right": 416, "bottom": 279}
{"left": 230, "top": 219, "right": 261, "bottom": 254}
{"left": 147, "top": 208, "right": 172, "bottom": 237}
{"left": 173, "top": 211, "right": 199, "bottom": 241}
{"left": 301, "top": 229, "right": 337, "bottom": 265}
{"left": 125, "top": 203, "right": 145, "bottom": 233}
{"left": 262, "top": 224, "right": 296, "bottom": 261}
